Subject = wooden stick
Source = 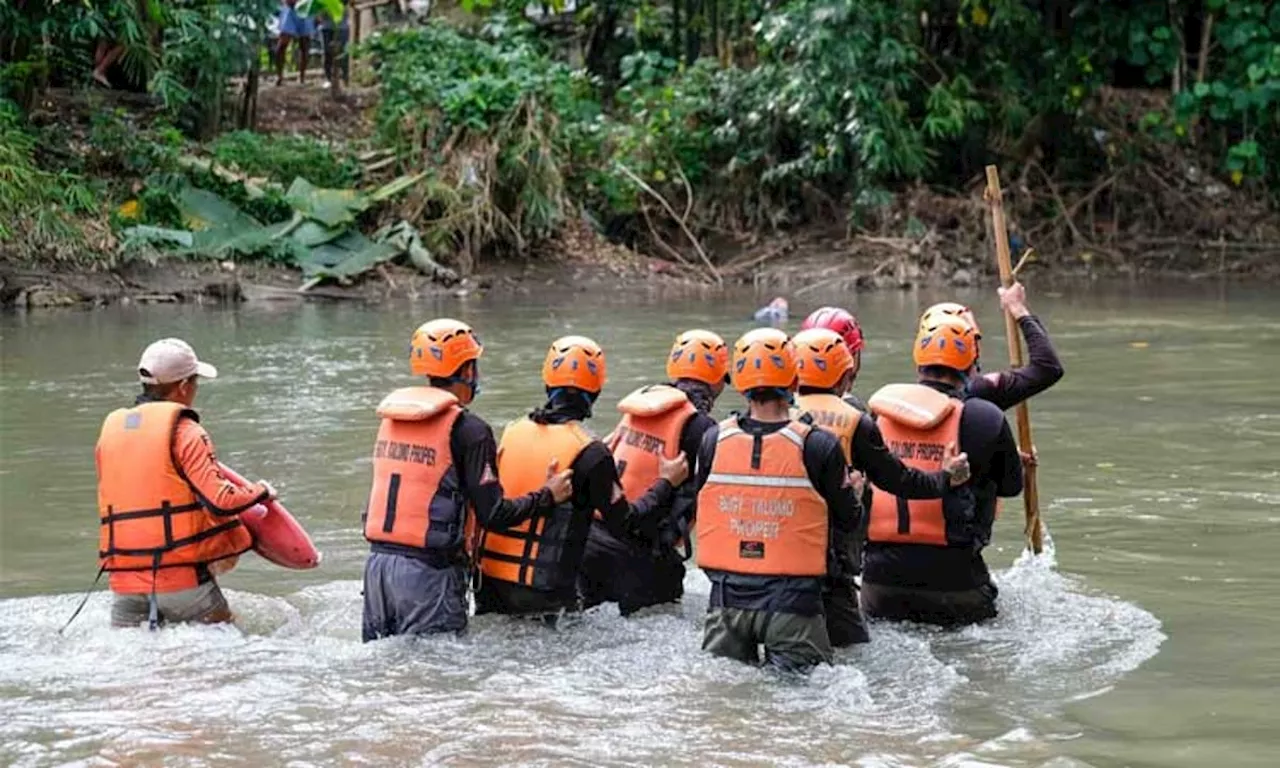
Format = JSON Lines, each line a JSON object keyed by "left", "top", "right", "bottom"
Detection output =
{"left": 1010, "top": 247, "right": 1035, "bottom": 278}
{"left": 985, "top": 165, "right": 1044, "bottom": 554}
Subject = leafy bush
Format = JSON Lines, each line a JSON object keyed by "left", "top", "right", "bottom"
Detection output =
{"left": 0, "top": 101, "right": 99, "bottom": 244}
{"left": 366, "top": 22, "right": 602, "bottom": 254}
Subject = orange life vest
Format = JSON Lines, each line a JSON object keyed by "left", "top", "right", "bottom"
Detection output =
{"left": 866, "top": 383, "right": 964, "bottom": 547}
{"left": 794, "top": 392, "right": 860, "bottom": 465}
{"left": 695, "top": 418, "right": 829, "bottom": 577}
{"left": 364, "top": 387, "right": 472, "bottom": 553}
{"left": 477, "top": 417, "right": 592, "bottom": 591}
{"left": 607, "top": 384, "right": 697, "bottom": 502}
{"left": 96, "top": 401, "right": 253, "bottom": 574}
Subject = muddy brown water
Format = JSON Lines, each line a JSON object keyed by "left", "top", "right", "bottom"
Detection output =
{"left": 1, "top": 283, "right": 1277, "bottom": 767}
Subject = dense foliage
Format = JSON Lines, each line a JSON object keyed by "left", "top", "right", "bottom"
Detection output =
{"left": 2, "top": 0, "right": 1276, "bottom": 266}
{"left": 2, "top": 0, "right": 274, "bottom": 135}
{"left": 363, "top": 0, "right": 1276, "bottom": 254}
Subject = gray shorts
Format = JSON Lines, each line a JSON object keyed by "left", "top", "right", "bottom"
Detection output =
{"left": 110, "top": 581, "right": 231, "bottom": 628}
{"left": 702, "top": 607, "right": 833, "bottom": 672}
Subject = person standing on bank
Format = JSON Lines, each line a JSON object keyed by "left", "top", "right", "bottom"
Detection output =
{"left": 474, "top": 336, "right": 689, "bottom": 624}
{"left": 361, "top": 319, "right": 574, "bottom": 641}
{"left": 580, "top": 329, "right": 729, "bottom": 616}
{"left": 96, "top": 338, "right": 273, "bottom": 629}
{"left": 860, "top": 316, "right": 1024, "bottom": 626}
{"left": 692, "top": 328, "right": 863, "bottom": 672}
{"left": 791, "top": 328, "right": 969, "bottom": 646}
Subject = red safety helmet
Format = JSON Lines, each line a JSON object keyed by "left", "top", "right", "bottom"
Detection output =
{"left": 801, "top": 307, "right": 864, "bottom": 354}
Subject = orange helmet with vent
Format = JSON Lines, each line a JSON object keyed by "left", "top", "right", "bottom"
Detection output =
{"left": 410, "top": 319, "right": 483, "bottom": 378}
{"left": 913, "top": 315, "right": 978, "bottom": 371}
{"left": 731, "top": 328, "right": 797, "bottom": 393}
{"left": 542, "top": 336, "right": 607, "bottom": 393}
{"left": 793, "top": 328, "right": 854, "bottom": 389}
{"left": 667, "top": 329, "right": 729, "bottom": 385}
{"left": 920, "top": 302, "right": 981, "bottom": 338}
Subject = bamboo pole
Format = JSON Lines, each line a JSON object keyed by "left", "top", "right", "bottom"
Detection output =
{"left": 984, "top": 165, "right": 1044, "bottom": 554}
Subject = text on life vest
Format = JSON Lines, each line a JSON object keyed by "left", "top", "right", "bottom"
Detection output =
{"left": 809, "top": 409, "right": 853, "bottom": 431}
{"left": 718, "top": 495, "right": 796, "bottom": 540}
{"left": 616, "top": 426, "right": 667, "bottom": 455}
{"left": 886, "top": 439, "right": 946, "bottom": 463}
{"left": 375, "top": 440, "right": 437, "bottom": 465}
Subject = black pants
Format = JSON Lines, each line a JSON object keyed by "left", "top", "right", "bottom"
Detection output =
{"left": 823, "top": 574, "right": 871, "bottom": 646}
{"left": 579, "top": 524, "right": 684, "bottom": 616}
{"left": 474, "top": 576, "right": 580, "bottom": 625}
{"left": 320, "top": 27, "right": 349, "bottom": 84}
{"left": 861, "top": 580, "right": 998, "bottom": 627}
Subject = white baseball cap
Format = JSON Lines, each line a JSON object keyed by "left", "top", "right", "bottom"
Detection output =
{"left": 137, "top": 338, "right": 219, "bottom": 385}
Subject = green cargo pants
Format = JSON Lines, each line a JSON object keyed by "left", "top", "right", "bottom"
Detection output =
{"left": 702, "top": 607, "right": 833, "bottom": 672}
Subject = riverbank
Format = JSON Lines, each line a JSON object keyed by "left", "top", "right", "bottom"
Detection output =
{"left": 5, "top": 222, "right": 1273, "bottom": 311}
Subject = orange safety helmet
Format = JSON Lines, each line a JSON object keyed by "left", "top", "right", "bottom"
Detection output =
{"left": 793, "top": 328, "right": 855, "bottom": 390}
{"left": 667, "top": 329, "right": 730, "bottom": 385}
{"left": 410, "top": 318, "right": 483, "bottom": 378}
{"left": 731, "top": 328, "right": 798, "bottom": 393}
{"left": 542, "top": 335, "right": 607, "bottom": 393}
{"left": 920, "top": 301, "right": 981, "bottom": 338}
{"left": 913, "top": 314, "right": 978, "bottom": 372}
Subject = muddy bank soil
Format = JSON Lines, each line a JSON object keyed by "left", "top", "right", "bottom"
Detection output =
{"left": 5, "top": 226, "right": 1273, "bottom": 311}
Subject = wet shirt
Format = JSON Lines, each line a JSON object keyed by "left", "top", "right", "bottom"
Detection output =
{"left": 966, "top": 315, "right": 1063, "bottom": 411}
{"left": 692, "top": 416, "right": 862, "bottom": 616}
{"left": 862, "top": 382, "right": 1023, "bottom": 591}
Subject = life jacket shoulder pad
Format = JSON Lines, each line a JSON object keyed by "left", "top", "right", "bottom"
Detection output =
{"left": 869, "top": 383, "right": 956, "bottom": 430}
{"left": 376, "top": 386, "right": 460, "bottom": 422}
{"left": 617, "top": 384, "right": 689, "bottom": 417}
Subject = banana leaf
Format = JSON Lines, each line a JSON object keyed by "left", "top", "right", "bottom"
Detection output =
{"left": 121, "top": 226, "right": 195, "bottom": 249}
{"left": 284, "top": 178, "right": 368, "bottom": 228}
{"left": 297, "top": 230, "right": 399, "bottom": 279}
{"left": 291, "top": 219, "right": 347, "bottom": 248}
{"left": 177, "top": 187, "right": 261, "bottom": 232}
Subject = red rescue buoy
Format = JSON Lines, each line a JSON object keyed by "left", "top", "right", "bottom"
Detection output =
{"left": 218, "top": 462, "right": 321, "bottom": 570}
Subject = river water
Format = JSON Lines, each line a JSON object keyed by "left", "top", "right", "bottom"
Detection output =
{"left": 1, "top": 283, "right": 1276, "bottom": 767}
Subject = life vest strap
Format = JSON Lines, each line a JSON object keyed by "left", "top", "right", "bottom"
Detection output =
{"left": 776, "top": 427, "right": 806, "bottom": 447}
{"left": 99, "top": 501, "right": 204, "bottom": 523}
{"left": 99, "top": 519, "right": 245, "bottom": 561}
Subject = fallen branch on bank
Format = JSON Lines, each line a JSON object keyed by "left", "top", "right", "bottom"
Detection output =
{"left": 615, "top": 163, "right": 722, "bottom": 285}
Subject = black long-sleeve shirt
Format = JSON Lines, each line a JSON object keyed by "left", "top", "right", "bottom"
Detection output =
{"left": 570, "top": 441, "right": 675, "bottom": 543}
{"left": 967, "top": 315, "right": 1064, "bottom": 411}
{"left": 693, "top": 416, "right": 863, "bottom": 616}
{"left": 531, "top": 401, "right": 676, "bottom": 544}
{"left": 664, "top": 410, "right": 718, "bottom": 549}
{"left": 850, "top": 413, "right": 949, "bottom": 497}
{"left": 862, "top": 381, "right": 1023, "bottom": 591}
{"left": 451, "top": 411, "right": 552, "bottom": 530}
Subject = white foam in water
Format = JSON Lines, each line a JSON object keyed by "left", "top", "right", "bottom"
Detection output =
{"left": 0, "top": 544, "right": 1163, "bottom": 767}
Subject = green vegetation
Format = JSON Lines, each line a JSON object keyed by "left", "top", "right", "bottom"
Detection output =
{"left": 1, "top": 0, "right": 1276, "bottom": 275}
{"left": 211, "top": 132, "right": 361, "bottom": 190}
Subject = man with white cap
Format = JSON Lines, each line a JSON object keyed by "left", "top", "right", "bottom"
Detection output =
{"left": 95, "top": 338, "right": 275, "bottom": 629}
